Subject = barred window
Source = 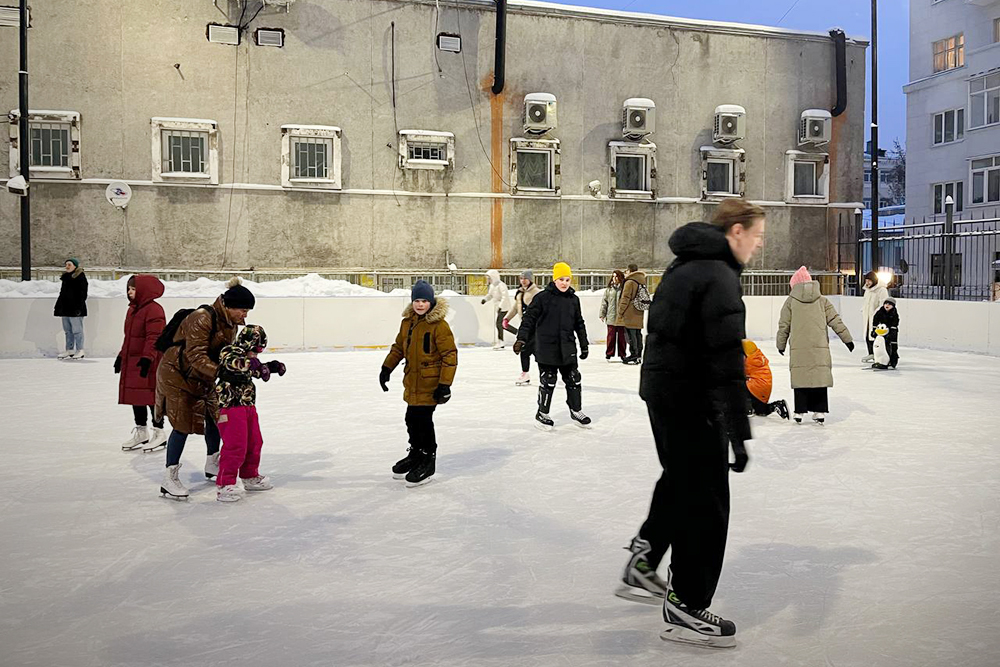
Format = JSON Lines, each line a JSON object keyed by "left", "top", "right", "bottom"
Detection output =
{"left": 29, "top": 123, "right": 70, "bottom": 168}
{"left": 407, "top": 142, "right": 446, "bottom": 162}
{"left": 292, "top": 137, "right": 331, "bottom": 179}
{"left": 162, "top": 130, "right": 207, "bottom": 174}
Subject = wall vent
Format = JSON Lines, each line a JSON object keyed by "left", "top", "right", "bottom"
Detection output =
{"left": 437, "top": 33, "right": 461, "bottom": 53}
{"left": 207, "top": 23, "right": 240, "bottom": 46}
{"left": 255, "top": 28, "right": 284, "bottom": 47}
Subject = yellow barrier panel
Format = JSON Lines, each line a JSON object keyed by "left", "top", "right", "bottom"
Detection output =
{"left": 467, "top": 274, "right": 488, "bottom": 296}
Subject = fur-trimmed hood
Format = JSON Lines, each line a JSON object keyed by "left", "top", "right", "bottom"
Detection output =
{"left": 402, "top": 298, "right": 449, "bottom": 323}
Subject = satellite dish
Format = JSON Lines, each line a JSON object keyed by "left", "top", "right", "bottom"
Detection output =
{"left": 898, "top": 258, "right": 909, "bottom": 275}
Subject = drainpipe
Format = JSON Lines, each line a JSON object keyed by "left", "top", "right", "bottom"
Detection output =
{"left": 492, "top": 0, "right": 506, "bottom": 95}
{"left": 829, "top": 28, "right": 847, "bottom": 117}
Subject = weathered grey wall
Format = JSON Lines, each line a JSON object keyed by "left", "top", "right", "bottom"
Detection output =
{"left": 0, "top": 0, "right": 866, "bottom": 271}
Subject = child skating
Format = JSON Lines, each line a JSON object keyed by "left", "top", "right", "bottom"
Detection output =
{"left": 380, "top": 280, "right": 458, "bottom": 487}
{"left": 214, "top": 324, "right": 286, "bottom": 502}
{"left": 871, "top": 297, "right": 900, "bottom": 370}
{"left": 742, "top": 340, "right": 789, "bottom": 420}
{"left": 504, "top": 270, "right": 542, "bottom": 385}
{"left": 514, "top": 262, "right": 591, "bottom": 430}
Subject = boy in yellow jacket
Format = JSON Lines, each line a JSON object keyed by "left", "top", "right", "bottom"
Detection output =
{"left": 380, "top": 280, "right": 458, "bottom": 486}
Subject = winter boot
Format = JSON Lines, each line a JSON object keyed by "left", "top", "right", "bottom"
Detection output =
{"left": 772, "top": 400, "right": 789, "bottom": 420}
{"left": 812, "top": 412, "right": 826, "bottom": 425}
{"left": 121, "top": 426, "right": 149, "bottom": 451}
{"left": 57, "top": 350, "right": 73, "bottom": 359}
{"left": 205, "top": 451, "right": 221, "bottom": 479}
{"left": 515, "top": 371, "right": 531, "bottom": 386}
{"left": 160, "top": 464, "right": 189, "bottom": 500}
{"left": 69, "top": 350, "right": 86, "bottom": 360}
{"left": 392, "top": 448, "right": 417, "bottom": 479}
{"left": 242, "top": 475, "right": 273, "bottom": 491}
{"left": 405, "top": 450, "right": 436, "bottom": 487}
{"left": 217, "top": 484, "right": 242, "bottom": 502}
{"left": 614, "top": 536, "right": 667, "bottom": 605}
{"left": 145, "top": 427, "right": 167, "bottom": 452}
{"left": 661, "top": 587, "right": 737, "bottom": 649}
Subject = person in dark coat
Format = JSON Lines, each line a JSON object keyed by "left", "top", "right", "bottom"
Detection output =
{"left": 871, "top": 297, "right": 900, "bottom": 369}
{"left": 54, "top": 258, "right": 88, "bottom": 359}
{"left": 117, "top": 275, "right": 167, "bottom": 451}
{"left": 615, "top": 198, "right": 766, "bottom": 649}
{"left": 514, "top": 262, "right": 590, "bottom": 430}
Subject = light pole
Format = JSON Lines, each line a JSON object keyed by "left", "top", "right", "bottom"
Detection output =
{"left": 870, "top": 0, "right": 880, "bottom": 273}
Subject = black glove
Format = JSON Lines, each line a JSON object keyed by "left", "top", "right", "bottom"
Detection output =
{"left": 845, "top": 341, "right": 855, "bottom": 352}
{"left": 513, "top": 341, "right": 523, "bottom": 354}
{"left": 481, "top": 298, "right": 487, "bottom": 305}
{"left": 433, "top": 384, "right": 452, "bottom": 404}
{"left": 579, "top": 347, "right": 589, "bottom": 360}
{"left": 777, "top": 348, "right": 785, "bottom": 356}
{"left": 137, "top": 357, "right": 151, "bottom": 378}
{"left": 730, "top": 441, "right": 749, "bottom": 473}
{"left": 379, "top": 366, "right": 391, "bottom": 392}
{"left": 114, "top": 356, "right": 122, "bottom": 374}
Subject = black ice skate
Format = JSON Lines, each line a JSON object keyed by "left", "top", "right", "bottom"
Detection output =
{"left": 661, "top": 589, "right": 736, "bottom": 649}
{"left": 772, "top": 399, "right": 789, "bottom": 420}
{"left": 392, "top": 448, "right": 417, "bottom": 480}
{"left": 404, "top": 450, "right": 436, "bottom": 487}
{"left": 614, "top": 537, "right": 666, "bottom": 606}
{"left": 570, "top": 409, "right": 592, "bottom": 429}
{"left": 534, "top": 411, "right": 554, "bottom": 431}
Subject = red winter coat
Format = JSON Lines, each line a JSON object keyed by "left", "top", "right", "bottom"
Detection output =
{"left": 118, "top": 275, "right": 166, "bottom": 406}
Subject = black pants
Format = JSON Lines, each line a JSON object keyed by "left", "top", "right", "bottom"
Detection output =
{"left": 165, "top": 413, "right": 221, "bottom": 467}
{"left": 886, "top": 333, "right": 899, "bottom": 367}
{"left": 866, "top": 337, "right": 875, "bottom": 356}
{"left": 748, "top": 393, "right": 776, "bottom": 417}
{"left": 638, "top": 398, "right": 730, "bottom": 610}
{"left": 626, "top": 328, "right": 644, "bottom": 360}
{"left": 405, "top": 405, "right": 438, "bottom": 454}
{"left": 132, "top": 405, "right": 163, "bottom": 429}
{"left": 793, "top": 387, "right": 829, "bottom": 414}
{"left": 520, "top": 348, "right": 532, "bottom": 373}
{"left": 496, "top": 310, "right": 517, "bottom": 341}
{"left": 537, "top": 363, "right": 582, "bottom": 413}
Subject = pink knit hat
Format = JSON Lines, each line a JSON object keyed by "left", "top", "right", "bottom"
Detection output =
{"left": 789, "top": 266, "right": 812, "bottom": 287}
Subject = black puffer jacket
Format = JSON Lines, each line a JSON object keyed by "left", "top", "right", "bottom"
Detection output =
{"left": 517, "top": 282, "right": 588, "bottom": 366}
{"left": 871, "top": 304, "right": 899, "bottom": 342}
{"left": 54, "top": 269, "right": 88, "bottom": 317}
{"left": 640, "top": 222, "right": 750, "bottom": 444}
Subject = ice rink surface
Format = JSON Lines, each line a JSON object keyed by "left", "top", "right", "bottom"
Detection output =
{"left": 2, "top": 346, "right": 999, "bottom": 667}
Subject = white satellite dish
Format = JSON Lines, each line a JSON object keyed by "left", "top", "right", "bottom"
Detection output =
{"left": 105, "top": 182, "right": 132, "bottom": 209}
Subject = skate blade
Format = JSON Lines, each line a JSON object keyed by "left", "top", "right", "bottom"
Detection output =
{"left": 572, "top": 420, "right": 593, "bottom": 430}
{"left": 142, "top": 444, "right": 166, "bottom": 453}
{"left": 515, "top": 381, "right": 531, "bottom": 386}
{"left": 122, "top": 443, "right": 148, "bottom": 451}
{"left": 392, "top": 472, "right": 407, "bottom": 480}
{"left": 405, "top": 476, "right": 434, "bottom": 488}
{"left": 660, "top": 626, "right": 735, "bottom": 649}
{"left": 216, "top": 495, "right": 241, "bottom": 503}
{"left": 159, "top": 488, "right": 189, "bottom": 501}
{"left": 614, "top": 584, "right": 663, "bottom": 606}
{"left": 534, "top": 421, "right": 554, "bottom": 432}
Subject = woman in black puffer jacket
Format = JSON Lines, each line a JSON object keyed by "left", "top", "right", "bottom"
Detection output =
{"left": 54, "top": 258, "right": 88, "bottom": 359}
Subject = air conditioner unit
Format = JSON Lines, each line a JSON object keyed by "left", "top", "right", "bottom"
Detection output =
{"left": 523, "top": 93, "right": 557, "bottom": 136}
{"left": 622, "top": 98, "right": 655, "bottom": 140}
{"left": 207, "top": 23, "right": 240, "bottom": 46}
{"left": 799, "top": 109, "right": 832, "bottom": 146}
{"left": 713, "top": 105, "right": 746, "bottom": 144}
{"left": 254, "top": 28, "right": 284, "bottom": 47}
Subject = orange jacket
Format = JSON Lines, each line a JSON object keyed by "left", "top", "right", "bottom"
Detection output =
{"left": 743, "top": 341, "right": 772, "bottom": 404}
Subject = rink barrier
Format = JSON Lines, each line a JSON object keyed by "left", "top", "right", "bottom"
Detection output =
{"left": 1, "top": 294, "right": 998, "bottom": 358}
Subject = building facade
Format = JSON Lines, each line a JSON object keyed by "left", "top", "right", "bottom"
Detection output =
{"left": 863, "top": 141, "right": 904, "bottom": 211}
{"left": 0, "top": 0, "right": 866, "bottom": 271}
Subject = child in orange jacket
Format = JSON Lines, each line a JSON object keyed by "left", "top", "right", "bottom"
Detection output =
{"left": 743, "top": 340, "right": 789, "bottom": 420}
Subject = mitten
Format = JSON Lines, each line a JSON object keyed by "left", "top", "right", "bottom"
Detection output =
{"left": 114, "top": 356, "right": 122, "bottom": 374}
{"left": 433, "top": 384, "right": 452, "bottom": 404}
{"left": 249, "top": 357, "right": 271, "bottom": 382}
{"left": 137, "top": 357, "right": 152, "bottom": 378}
{"left": 513, "top": 341, "right": 523, "bottom": 354}
{"left": 579, "top": 347, "right": 589, "bottom": 360}
{"left": 777, "top": 348, "right": 785, "bottom": 356}
{"left": 379, "top": 366, "right": 391, "bottom": 392}
{"left": 730, "top": 441, "right": 749, "bottom": 473}
{"left": 845, "top": 341, "right": 855, "bottom": 352}
{"left": 266, "top": 360, "right": 286, "bottom": 376}
{"left": 502, "top": 318, "right": 509, "bottom": 329}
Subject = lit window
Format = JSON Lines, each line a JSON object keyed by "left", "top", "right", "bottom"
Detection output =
{"left": 151, "top": 117, "right": 219, "bottom": 184}
{"left": 7, "top": 110, "right": 81, "bottom": 179}
{"left": 510, "top": 137, "right": 560, "bottom": 195}
{"left": 969, "top": 73, "right": 1000, "bottom": 129}
{"left": 281, "top": 125, "right": 342, "bottom": 189}
{"left": 932, "top": 34, "right": 964, "bottom": 73}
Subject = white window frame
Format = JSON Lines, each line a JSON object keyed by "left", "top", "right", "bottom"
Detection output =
{"left": 281, "top": 124, "right": 342, "bottom": 189}
{"left": 932, "top": 181, "right": 964, "bottom": 214}
{"left": 151, "top": 117, "right": 219, "bottom": 184}
{"left": 968, "top": 72, "right": 1000, "bottom": 130}
{"left": 510, "top": 137, "right": 560, "bottom": 196}
{"left": 398, "top": 130, "right": 454, "bottom": 171}
{"left": 8, "top": 110, "right": 81, "bottom": 179}
{"left": 608, "top": 141, "right": 656, "bottom": 199}
{"left": 700, "top": 146, "right": 745, "bottom": 200}
{"left": 969, "top": 154, "right": 1000, "bottom": 206}
{"left": 932, "top": 108, "right": 965, "bottom": 145}
{"left": 932, "top": 33, "right": 964, "bottom": 73}
{"left": 994, "top": 18, "right": 1000, "bottom": 45}
{"left": 785, "top": 150, "right": 830, "bottom": 204}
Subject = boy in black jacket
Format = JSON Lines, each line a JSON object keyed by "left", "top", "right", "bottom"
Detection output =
{"left": 514, "top": 262, "right": 590, "bottom": 430}
{"left": 871, "top": 297, "right": 900, "bottom": 369}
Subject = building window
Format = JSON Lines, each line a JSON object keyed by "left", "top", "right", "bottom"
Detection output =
{"left": 510, "top": 137, "right": 560, "bottom": 195}
{"left": 932, "top": 34, "right": 964, "bottom": 73}
{"left": 970, "top": 155, "right": 1000, "bottom": 205}
{"left": 864, "top": 171, "right": 871, "bottom": 183}
{"left": 969, "top": 73, "right": 1000, "bottom": 129}
{"left": 151, "top": 118, "right": 219, "bottom": 184}
{"left": 794, "top": 161, "right": 819, "bottom": 196}
{"left": 931, "top": 253, "right": 962, "bottom": 287}
{"left": 7, "top": 110, "right": 81, "bottom": 179}
{"left": 785, "top": 151, "right": 829, "bottom": 203}
{"left": 863, "top": 198, "right": 871, "bottom": 209}
{"left": 995, "top": 18, "right": 1000, "bottom": 44}
{"left": 281, "top": 124, "right": 342, "bottom": 189}
{"left": 609, "top": 141, "right": 656, "bottom": 199}
{"left": 707, "top": 159, "right": 735, "bottom": 194}
{"left": 932, "top": 181, "right": 964, "bottom": 214}
{"left": 700, "top": 146, "right": 745, "bottom": 200}
{"left": 933, "top": 108, "right": 964, "bottom": 145}
{"left": 398, "top": 130, "right": 454, "bottom": 171}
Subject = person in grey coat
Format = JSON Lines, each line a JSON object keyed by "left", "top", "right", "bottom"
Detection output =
{"left": 776, "top": 267, "right": 854, "bottom": 424}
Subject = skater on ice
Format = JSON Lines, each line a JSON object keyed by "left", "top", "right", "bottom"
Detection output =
{"left": 380, "top": 280, "right": 457, "bottom": 487}
{"left": 513, "top": 262, "right": 591, "bottom": 431}
{"left": 776, "top": 266, "right": 854, "bottom": 424}
{"left": 861, "top": 271, "right": 889, "bottom": 363}
{"left": 618, "top": 198, "right": 765, "bottom": 649}
{"left": 599, "top": 270, "right": 627, "bottom": 362}
{"left": 481, "top": 269, "right": 513, "bottom": 350}
{"left": 504, "top": 270, "right": 541, "bottom": 386}
{"left": 155, "top": 278, "right": 253, "bottom": 499}
{"left": 214, "top": 324, "right": 285, "bottom": 502}
{"left": 116, "top": 275, "right": 168, "bottom": 452}
{"left": 54, "top": 258, "right": 88, "bottom": 360}
{"left": 871, "top": 297, "right": 900, "bottom": 369}
{"left": 742, "top": 340, "right": 789, "bottom": 420}
{"left": 616, "top": 263, "right": 650, "bottom": 365}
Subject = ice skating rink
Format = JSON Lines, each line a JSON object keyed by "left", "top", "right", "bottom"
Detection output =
{"left": 2, "top": 346, "right": 998, "bottom": 667}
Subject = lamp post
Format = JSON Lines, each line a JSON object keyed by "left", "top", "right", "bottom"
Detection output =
{"left": 870, "top": 0, "right": 880, "bottom": 274}
{"left": 944, "top": 195, "right": 955, "bottom": 301}
{"left": 854, "top": 207, "right": 863, "bottom": 295}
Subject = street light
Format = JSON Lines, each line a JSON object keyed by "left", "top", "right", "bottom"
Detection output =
{"left": 870, "top": 0, "right": 880, "bottom": 274}
{"left": 1, "top": 1, "right": 31, "bottom": 280}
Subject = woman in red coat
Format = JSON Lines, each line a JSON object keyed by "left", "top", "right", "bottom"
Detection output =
{"left": 743, "top": 340, "right": 789, "bottom": 420}
{"left": 117, "top": 275, "right": 168, "bottom": 451}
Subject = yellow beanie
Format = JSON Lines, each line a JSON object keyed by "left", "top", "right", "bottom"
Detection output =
{"left": 553, "top": 262, "right": 572, "bottom": 281}
{"left": 742, "top": 340, "right": 758, "bottom": 356}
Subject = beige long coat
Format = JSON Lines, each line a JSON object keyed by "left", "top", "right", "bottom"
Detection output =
{"left": 776, "top": 281, "right": 853, "bottom": 389}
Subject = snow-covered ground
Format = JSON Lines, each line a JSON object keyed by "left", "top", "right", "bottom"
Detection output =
{"left": 1, "top": 347, "right": 998, "bottom": 667}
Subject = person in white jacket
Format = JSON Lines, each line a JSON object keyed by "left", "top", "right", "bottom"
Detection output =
{"left": 860, "top": 271, "right": 889, "bottom": 362}
{"left": 482, "top": 269, "right": 514, "bottom": 349}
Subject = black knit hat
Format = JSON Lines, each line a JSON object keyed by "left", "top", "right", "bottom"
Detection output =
{"left": 411, "top": 279, "right": 436, "bottom": 307}
{"left": 223, "top": 278, "right": 255, "bottom": 310}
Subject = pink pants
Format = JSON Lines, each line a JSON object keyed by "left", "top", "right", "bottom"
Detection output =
{"left": 216, "top": 406, "right": 264, "bottom": 487}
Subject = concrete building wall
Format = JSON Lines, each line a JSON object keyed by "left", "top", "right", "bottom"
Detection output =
{"left": 0, "top": 0, "right": 867, "bottom": 271}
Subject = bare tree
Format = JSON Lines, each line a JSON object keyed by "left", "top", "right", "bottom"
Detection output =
{"left": 886, "top": 139, "right": 906, "bottom": 206}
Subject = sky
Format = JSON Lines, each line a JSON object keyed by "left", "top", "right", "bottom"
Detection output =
{"left": 558, "top": 0, "right": 909, "bottom": 150}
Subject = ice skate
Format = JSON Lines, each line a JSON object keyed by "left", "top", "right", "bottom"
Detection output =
{"left": 144, "top": 427, "right": 167, "bottom": 452}
{"left": 515, "top": 372, "right": 531, "bottom": 386}
{"left": 242, "top": 475, "right": 273, "bottom": 491}
{"left": 772, "top": 399, "right": 789, "bottom": 420}
{"left": 534, "top": 411, "right": 554, "bottom": 431}
{"left": 861, "top": 354, "right": 874, "bottom": 363}
{"left": 69, "top": 350, "right": 86, "bottom": 360}
{"left": 404, "top": 450, "right": 436, "bottom": 487}
{"left": 811, "top": 412, "right": 826, "bottom": 425}
{"left": 57, "top": 350, "right": 73, "bottom": 359}
{"left": 622, "top": 357, "right": 641, "bottom": 366}
{"left": 793, "top": 413, "right": 805, "bottom": 424}
{"left": 871, "top": 363, "right": 889, "bottom": 370}
{"left": 570, "top": 409, "right": 592, "bottom": 429}
{"left": 217, "top": 484, "right": 242, "bottom": 502}
{"left": 160, "top": 464, "right": 189, "bottom": 500}
{"left": 661, "top": 589, "right": 736, "bottom": 649}
{"left": 120, "top": 426, "right": 149, "bottom": 451}
{"left": 614, "top": 537, "right": 666, "bottom": 606}
{"left": 392, "top": 449, "right": 417, "bottom": 479}
{"left": 492, "top": 342, "right": 505, "bottom": 351}
{"left": 205, "top": 451, "right": 220, "bottom": 479}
